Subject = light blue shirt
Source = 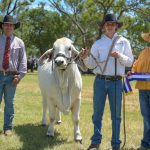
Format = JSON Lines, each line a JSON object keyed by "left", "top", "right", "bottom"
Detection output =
{"left": 0, "top": 34, "right": 27, "bottom": 79}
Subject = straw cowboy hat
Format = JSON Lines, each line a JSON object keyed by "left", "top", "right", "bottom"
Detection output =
{"left": 0, "top": 15, "right": 20, "bottom": 29}
{"left": 141, "top": 32, "right": 150, "bottom": 42}
{"left": 100, "top": 13, "right": 123, "bottom": 28}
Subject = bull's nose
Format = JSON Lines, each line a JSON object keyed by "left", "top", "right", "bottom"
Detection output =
{"left": 55, "top": 60, "right": 64, "bottom": 66}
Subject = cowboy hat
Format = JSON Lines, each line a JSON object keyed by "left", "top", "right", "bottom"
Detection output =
{"left": 141, "top": 32, "right": 150, "bottom": 42}
{"left": 100, "top": 13, "right": 123, "bottom": 28}
{"left": 0, "top": 15, "right": 20, "bottom": 29}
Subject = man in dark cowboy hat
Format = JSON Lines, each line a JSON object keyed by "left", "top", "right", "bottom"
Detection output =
{"left": 0, "top": 15, "right": 27, "bottom": 135}
{"left": 80, "top": 13, "right": 134, "bottom": 150}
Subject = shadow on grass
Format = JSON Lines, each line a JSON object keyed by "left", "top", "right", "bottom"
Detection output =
{"left": 14, "top": 123, "right": 68, "bottom": 150}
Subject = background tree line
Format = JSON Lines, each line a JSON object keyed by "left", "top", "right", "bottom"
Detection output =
{"left": 0, "top": 0, "right": 150, "bottom": 57}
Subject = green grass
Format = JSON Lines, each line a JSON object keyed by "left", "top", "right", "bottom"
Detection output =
{"left": 0, "top": 72, "right": 142, "bottom": 150}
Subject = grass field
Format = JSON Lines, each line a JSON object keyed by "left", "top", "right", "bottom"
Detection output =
{"left": 0, "top": 72, "right": 142, "bottom": 150}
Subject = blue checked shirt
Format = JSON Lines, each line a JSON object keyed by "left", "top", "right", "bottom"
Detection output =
{"left": 0, "top": 34, "right": 27, "bottom": 79}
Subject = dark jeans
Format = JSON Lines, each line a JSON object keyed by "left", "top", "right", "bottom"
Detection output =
{"left": 0, "top": 74, "right": 16, "bottom": 131}
{"left": 139, "top": 90, "right": 150, "bottom": 148}
{"left": 91, "top": 76, "right": 122, "bottom": 148}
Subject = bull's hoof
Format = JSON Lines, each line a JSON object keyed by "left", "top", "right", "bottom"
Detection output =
{"left": 47, "top": 134, "right": 54, "bottom": 138}
{"left": 75, "top": 139, "right": 82, "bottom": 144}
{"left": 56, "top": 120, "right": 62, "bottom": 125}
{"left": 41, "top": 124, "right": 47, "bottom": 127}
{"left": 46, "top": 131, "right": 54, "bottom": 137}
{"left": 75, "top": 133, "right": 82, "bottom": 144}
{"left": 46, "top": 133, "right": 54, "bottom": 137}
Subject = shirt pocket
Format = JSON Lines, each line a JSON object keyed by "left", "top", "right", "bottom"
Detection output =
{"left": 11, "top": 47, "right": 20, "bottom": 61}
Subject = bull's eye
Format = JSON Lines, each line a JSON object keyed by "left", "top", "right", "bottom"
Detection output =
{"left": 68, "top": 47, "right": 71, "bottom": 51}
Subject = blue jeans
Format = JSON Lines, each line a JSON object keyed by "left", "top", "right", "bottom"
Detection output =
{"left": 139, "top": 90, "right": 150, "bottom": 149}
{"left": 91, "top": 76, "right": 122, "bottom": 148}
{"left": 0, "top": 74, "right": 16, "bottom": 131}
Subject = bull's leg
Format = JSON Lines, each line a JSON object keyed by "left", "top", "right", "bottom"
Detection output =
{"left": 55, "top": 108, "right": 62, "bottom": 124}
{"left": 71, "top": 99, "right": 82, "bottom": 143}
{"left": 41, "top": 95, "right": 47, "bottom": 126}
{"left": 47, "top": 104, "right": 56, "bottom": 137}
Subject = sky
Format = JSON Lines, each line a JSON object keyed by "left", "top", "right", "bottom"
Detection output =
{"left": 31, "top": 0, "right": 49, "bottom": 9}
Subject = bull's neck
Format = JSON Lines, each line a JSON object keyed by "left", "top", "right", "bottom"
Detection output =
{"left": 54, "top": 65, "right": 76, "bottom": 113}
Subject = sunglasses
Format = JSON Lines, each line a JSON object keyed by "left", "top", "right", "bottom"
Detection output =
{"left": 105, "top": 22, "right": 117, "bottom": 26}
{"left": 3, "top": 23, "right": 14, "bottom": 27}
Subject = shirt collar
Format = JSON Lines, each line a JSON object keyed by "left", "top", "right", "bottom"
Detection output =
{"left": 103, "top": 33, "right": 118, "bottom": 40}
{"left": 2, "top": 34, "right": 14, "bottom": 41}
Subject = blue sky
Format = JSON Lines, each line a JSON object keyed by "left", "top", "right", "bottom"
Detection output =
{"left": 31, "top": 0, "right": 49, "bottom": 8}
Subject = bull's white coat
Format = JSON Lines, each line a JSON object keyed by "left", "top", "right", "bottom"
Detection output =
{"left": 38, "top": 37, "right": 82, "bottom": 141}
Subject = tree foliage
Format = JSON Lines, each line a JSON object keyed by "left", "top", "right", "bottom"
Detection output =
{"left": 19, "top": 5, "right": 72, "bottom": 55}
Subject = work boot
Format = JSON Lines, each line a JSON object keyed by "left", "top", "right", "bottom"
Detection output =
{"left": 87, "top": 144, "right": 100, "bottom": 150}
{"left": 4, "top": 130, "right": 12, "bottom": 136}
{"left": 137, "top": 146, "right": 149, "bottom": 150}
{"left": 112, "top": 146, "right": 120, "bottom": 150}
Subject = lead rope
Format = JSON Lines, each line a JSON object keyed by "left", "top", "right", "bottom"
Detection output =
{"left": 113, "top": 59, "right": 126, "bottom": 150}
{"left": 121, "top": 76, "right": 126, "bottom": 149}
{"left": 114, "top": 58, "right": 117, "bottom": 150}
{"left": 89, "top": 35, "right": 121, "bottom": 75}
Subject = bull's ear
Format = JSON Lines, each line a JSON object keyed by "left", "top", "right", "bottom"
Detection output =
{"left": 71, "top": 45, "right": 79, "bottom": 59}
{"left": 71, "top": 45, "right": 88, "bottom": 72}
{"left": 38, "top": 48, "right": 53, "bottom": 65}
{"left": 69, "top": 39, "right": 74, "bottom": 44}
{"left": 48, "top": 49, "right": 54, "bottom": 60}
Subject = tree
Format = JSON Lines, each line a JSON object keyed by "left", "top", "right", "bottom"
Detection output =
{"left": 48, "top": 0, "right": 150, "bottom": 55}
{"left": 19, "top": 4, "right": 72, "bottom": 55}
{"left": 0, "top": 0, "right": 35, "bottom": 15}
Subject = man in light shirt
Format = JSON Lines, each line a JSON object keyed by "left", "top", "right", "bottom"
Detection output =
{"left": 80, "top": 14, "right": 134, "bottom": 150}
{"left": 0, "top": 15, "right": 27, "bottom": 135}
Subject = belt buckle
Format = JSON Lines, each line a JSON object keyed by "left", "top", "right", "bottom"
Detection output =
{"left": 3, "top": 70, "right": 8, "bottom": 76}
{"left": 3, "top": 71, "right": 6, "bottom": 76}
{"left": 105, "top": 76, "right": 110, "bottom": 81}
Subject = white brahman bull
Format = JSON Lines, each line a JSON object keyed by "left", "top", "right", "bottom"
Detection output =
{"left": 38, "top": 37, "right": 85, "bottom": 142}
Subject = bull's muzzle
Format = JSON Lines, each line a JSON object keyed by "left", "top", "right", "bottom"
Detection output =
{"left": 54, "top": 59, "right": 64, "bottom": 66}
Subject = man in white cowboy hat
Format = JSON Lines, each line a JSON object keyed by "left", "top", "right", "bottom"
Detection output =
{"left": 80, "top": 13, "right": 134, "bottom": 150}
{"left": 131, "top": 31, "right": 150, "bottom": 150}
{"left": 0, "top": 15, "right": 27, "bottom": 135}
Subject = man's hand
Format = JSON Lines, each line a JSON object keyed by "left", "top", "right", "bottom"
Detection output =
{"left": 12, "top": 75, "right": 20, "bottom": 86}
{"left": 110, "top": 51, "right": 120, "bottom": 58}
{"left": 79, "top": 48, "right": 89, "bottom": 59}
{"left": 126, "top": 71, "right": 134, "bottom": 76}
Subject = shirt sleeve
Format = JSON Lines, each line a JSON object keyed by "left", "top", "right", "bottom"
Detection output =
{"left": 83, "top": 43, "right": 98, "bottom": 69}
{"left": 131, "top": 48, "right": 147, "bottom": 72}
{"left": 18, "top": 40, "right": 27, "bottom": 79}
{"left": 118, "top": 39, "right": 134, "bottom": 67}
{"left": 131, "top": 59, "right": 138, "bottom": 72}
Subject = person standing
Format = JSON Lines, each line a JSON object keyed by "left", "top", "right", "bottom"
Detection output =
{"left": 0, "top": 15, "right": 27, "bottom": 135}
{"left": 80, "top": 13, "right": 134, "bottom": 150}
{"left": 131, "top": 31, "right": 150, "bottom": 150}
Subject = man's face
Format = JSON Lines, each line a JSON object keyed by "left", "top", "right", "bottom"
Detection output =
{"left": 104, "top": 22, "right": 118, "bottom": 35}
{"left": 2, "top": 23, "right": 14, "bottom": 36}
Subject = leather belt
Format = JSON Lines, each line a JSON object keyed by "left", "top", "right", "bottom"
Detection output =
{"left": 0, "top": 71, "right": 18, "bottom": 76}
{"left": 97, "top": 74, "right": 122, "bottom": 81}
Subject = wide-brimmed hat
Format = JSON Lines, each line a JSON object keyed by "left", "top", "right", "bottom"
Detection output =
{"left": 141, "top": 32, "right": 150, "bottom": 42}
{"left": 0, "top": 15, "right": 20, "bottom": 29}
{"left": 100, "top": 13, "right": 123, "bottom": 28}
